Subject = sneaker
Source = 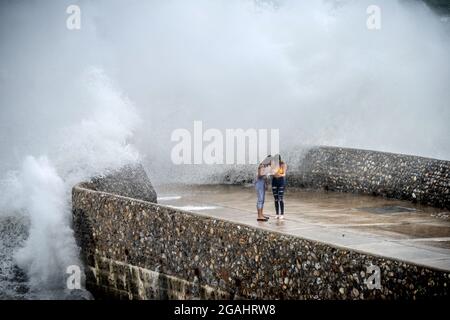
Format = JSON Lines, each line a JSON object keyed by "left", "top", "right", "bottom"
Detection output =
{"left": 279, "top": 215, "right": 284, "bottom": 220}
{"left": 276, "top": 215, "right": 280, "bottom": 219}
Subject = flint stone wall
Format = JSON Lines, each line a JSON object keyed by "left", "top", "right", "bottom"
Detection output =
{"left": 73, "top": 184, "right": 449, "bottom": 300}
{"left": 89, "top": 163, "right": 157, "bottom": 203}
{"left": 221, "top": 146, "right": 450, "bottom": 209}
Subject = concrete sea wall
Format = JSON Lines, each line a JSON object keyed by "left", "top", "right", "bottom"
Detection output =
{"left": 221, "top": 146, "right": 450, "bottom": 209}
{"left": 72, "top": 184, "right": 449, "bottom": 300}
{"left": 72, "top": 148, "right": 450, "bottom": 299}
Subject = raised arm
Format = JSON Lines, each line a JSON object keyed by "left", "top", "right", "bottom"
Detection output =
{"left": 258, "top": 164, "right": 264, "bottom": 178}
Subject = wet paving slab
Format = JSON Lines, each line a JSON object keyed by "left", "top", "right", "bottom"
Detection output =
{"left": 155, "top": 184, "right": 450, "bottom": 271}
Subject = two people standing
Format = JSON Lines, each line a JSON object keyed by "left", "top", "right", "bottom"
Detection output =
{"left": 256, "top": 154, "right": 287, "bottom": 221}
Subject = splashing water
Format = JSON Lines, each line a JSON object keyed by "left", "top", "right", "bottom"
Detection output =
{"left": 0, "top": 68, "right": 140, "bottom": 299}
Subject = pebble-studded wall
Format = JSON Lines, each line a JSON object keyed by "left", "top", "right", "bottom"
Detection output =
{"left": 221, "top": 146, "right": 450, "bottom": 209}
{"left": 72, "top": 182, "right": 449, "bottom": 300}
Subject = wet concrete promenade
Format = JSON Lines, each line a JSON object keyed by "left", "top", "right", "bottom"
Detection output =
{"left": 157, "top": 184, "right": 450, "bottom": 272}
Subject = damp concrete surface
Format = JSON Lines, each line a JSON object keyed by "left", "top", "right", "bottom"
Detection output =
{"left": 156, "top": 184, "right": 450, "bottom": 272}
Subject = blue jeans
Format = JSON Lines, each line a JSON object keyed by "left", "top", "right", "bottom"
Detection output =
{"left": 255, "top": 178, "right": 266, "bottom": 209}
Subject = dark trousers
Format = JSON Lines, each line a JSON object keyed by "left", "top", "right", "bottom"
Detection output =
{"left": 272, "top": 177, "right": 286, "bottom": 215}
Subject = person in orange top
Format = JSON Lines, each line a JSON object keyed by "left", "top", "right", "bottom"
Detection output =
{"left": 272, "top": 154, "right": 287, "bottom": 219}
